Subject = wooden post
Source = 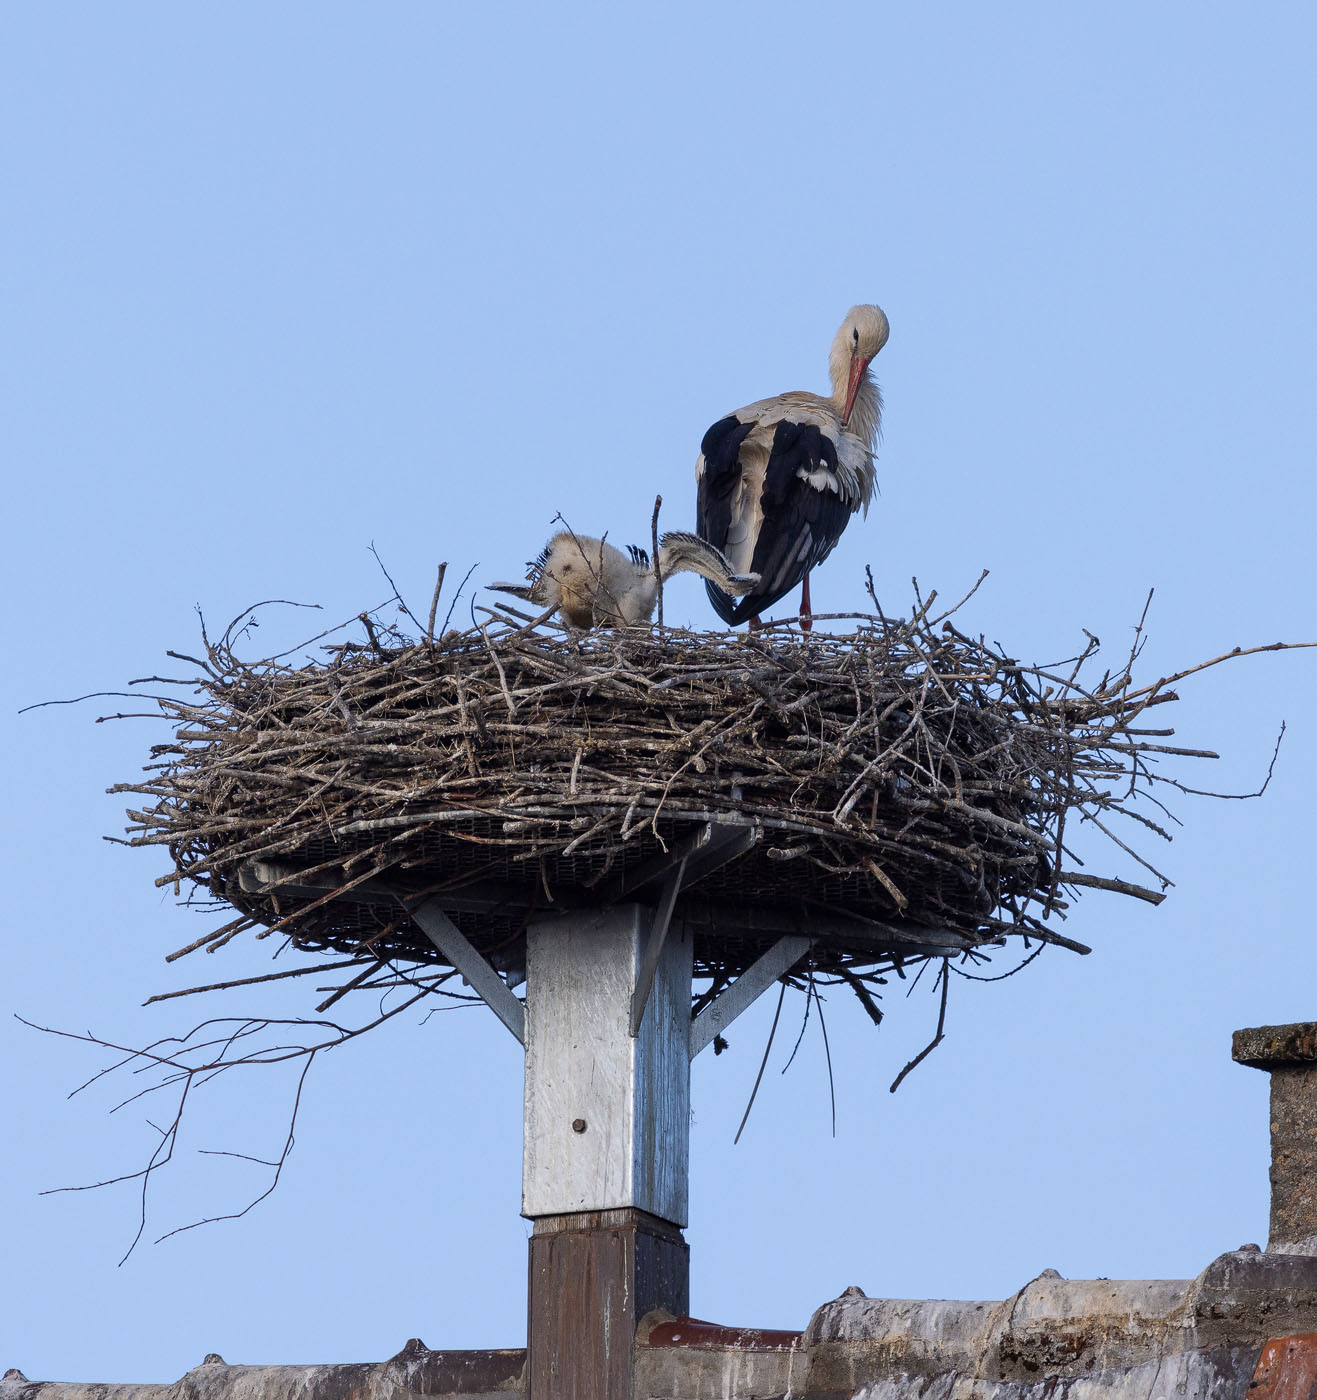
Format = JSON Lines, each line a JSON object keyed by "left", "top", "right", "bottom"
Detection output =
{"left": 523, "top": 905, "right": 692, "bottom": 1398}
{"left": 234, "top": 859, "right": 826, "bottom": 1395}
{"left": 527, "top": 1209, "right": 688, "bottom": 1399}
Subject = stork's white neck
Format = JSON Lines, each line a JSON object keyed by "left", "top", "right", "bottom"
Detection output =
{"left": 825, "top": 305, "right": 889, "bottom": 454}
{"left": 845, "top": 374, "right": 883, "bottom": 448}
{"left": 827, "top": 356, "right": 883, "bottom": 449}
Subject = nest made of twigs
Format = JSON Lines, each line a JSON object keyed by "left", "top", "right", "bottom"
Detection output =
{"left": 111, "top": 582, "right": 1245, "bottom": 1005}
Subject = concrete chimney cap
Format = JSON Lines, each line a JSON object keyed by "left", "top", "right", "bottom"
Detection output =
{"left": 1233, "top": 1023, "right": 1317, "bottom": 1070}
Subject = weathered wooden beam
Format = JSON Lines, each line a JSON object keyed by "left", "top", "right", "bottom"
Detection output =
{"left": 522, "top": 908, "right": 693, "bottom": 1398}
{"left": 236, "top": 860, "right": 526, "bottom": 916}
{"left": 625, "top": 823, "right": 759, "bottom": 1036}
{"left": 690, "top": 935, "right": 813, "bottom": 1059}
{"left": 237, "top": 861, "right": 528, "bottom": 1042}
{"left": 603, "top": 819, "right": 759, "bottom": 904}
{"left": 678, "top": 820, "right": 759, "bottom": 888}
{"left": 629, "top": 856, "right": 686, "bottom": 1038}
{"left": 528, "top": 1207, "right": 687, "bottom": 1400}
{"left": 523, "top": 905, "right": 691, "bottom": 1225}
{"left": 410, "top": 903, "right": 526, "bottom": 1047}
{"left": 677, "top": 898, "right": 981, "bottom": 955}
{"left": 603, "top": 823, "right": 716, "bottom": 902}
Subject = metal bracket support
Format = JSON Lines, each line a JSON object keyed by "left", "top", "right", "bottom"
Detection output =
{"left": 625, "top": 821, "right": 760, "bottom": 1038}
{"left": 410, "top": 902, "right": 526, "bottom": 1046}
{"left": 629, "top": 856, "right": 686, "bottom": 1037}
{"left": 236, "top": 863, "right": 527, "bottom": 1047}
{"left": 606, "top": 820, "right": 759, "bottom": 903}
{"left": 689, "top": 934, "right": 813, "bottom": 1059}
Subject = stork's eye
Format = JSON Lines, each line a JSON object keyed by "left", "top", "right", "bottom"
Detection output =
{"left": 852, "top": 327, "right": 859, "bottom": 345}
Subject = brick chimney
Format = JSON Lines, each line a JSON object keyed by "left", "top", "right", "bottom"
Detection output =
{"left": 1233, "top": 1022, "right": 1317, "bottom": 1254}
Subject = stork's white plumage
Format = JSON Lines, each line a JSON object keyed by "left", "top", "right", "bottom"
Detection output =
{"left": 696, "top": 304, "right": 889, "bottom": 629}
{"left": 490, "top": 530, "right": 759, "bottom": 628}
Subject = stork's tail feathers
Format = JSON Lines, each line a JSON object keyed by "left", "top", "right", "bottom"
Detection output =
{"left": 657, "top": 531, "right": 760, "bottom": 596}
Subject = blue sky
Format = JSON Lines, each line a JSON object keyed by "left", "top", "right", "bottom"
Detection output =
{"left": 4, "top": 1, "right": 1316, "bottom": 1383}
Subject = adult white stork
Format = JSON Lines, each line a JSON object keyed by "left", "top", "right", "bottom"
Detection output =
{"left": 696, "top": 303, "right": 889, "bottom": 629}
{"left": 490, "top": 529, "right": 759, "bottom": 628}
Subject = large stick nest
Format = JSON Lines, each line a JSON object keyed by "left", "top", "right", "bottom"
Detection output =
{"left": 114, "top": 584, "right": 1255, "bottom": 997}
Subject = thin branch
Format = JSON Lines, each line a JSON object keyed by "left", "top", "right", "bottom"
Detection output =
{"left": 733, "top": 980, "right": 787, "bottom": 1145}
{"left": 144, "top": 957, "right": 372, "bottom": 1004}
{"left": 442, "top": 562, "right": 481, "bottom": 635}
{"left": 1123, "top": 642, "right": 1317, "bottom": 702}
{"left": 814, "top": 981, "right": 836, "bottom": 1137}
{"left": 948, "top": 944, "right": 1045, "bottom": 982}
{"left": 780, "top": 972, "right": 814, "bottom": 1075}
{"left": 154, "top": 1053, "right": 315, "bottom": 1247}
{"left": 368, "top": 542, "right": 425, "bottom": 636}
{"left": 890, "top": 962, "right": 949, "bottom": 1093}
{"left": 1153, "top": 721, "right": 1285, "bottom": 800}
{"left": 427, "top": 562, "right": 449, "bottom": 644}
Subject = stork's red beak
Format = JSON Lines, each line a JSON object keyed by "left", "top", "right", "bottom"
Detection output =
{"left": 842, "top": 353, "right": 871, "bottom": 429}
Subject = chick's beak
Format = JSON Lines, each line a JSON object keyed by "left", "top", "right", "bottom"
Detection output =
{"left": 842, "top": 353, "right": 871, "bottom": 429}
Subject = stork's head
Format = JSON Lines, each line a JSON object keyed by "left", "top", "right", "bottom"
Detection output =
{"left": 830, "top": 304, "right": 890, "bottom": 429}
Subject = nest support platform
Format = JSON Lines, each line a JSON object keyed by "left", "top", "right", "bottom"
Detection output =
{"left": 229, "top": 808, "right": 985, "bottom": 994}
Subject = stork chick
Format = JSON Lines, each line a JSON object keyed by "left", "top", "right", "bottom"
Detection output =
{"left": 696, "top": 303, "right": 889, "bottom": 630}
{"left": 491, "top": 530, "right": 759, "bottom": 628}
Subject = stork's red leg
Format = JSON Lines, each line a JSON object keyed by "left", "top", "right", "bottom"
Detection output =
{"left": 747, "top": 614, "right": 763, "bottom": 633}
{"left": 799, "top": 573, "right": 813, "bottom": 633}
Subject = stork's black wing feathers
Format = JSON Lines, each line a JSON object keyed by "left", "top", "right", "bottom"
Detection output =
{"left": 704, "top": 420, "right": 852, "bottom": 625}
{"left": 698, "top": 415, "right": 758, "bottom": 623}
{"left": 696, "top": 415, "right": 755, "bottom": 551}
